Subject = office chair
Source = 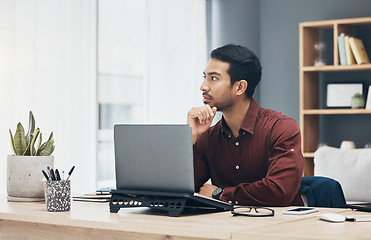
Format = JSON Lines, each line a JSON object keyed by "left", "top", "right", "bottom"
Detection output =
{"left": 300, "top": 176, "right": 346, "bottom": 208}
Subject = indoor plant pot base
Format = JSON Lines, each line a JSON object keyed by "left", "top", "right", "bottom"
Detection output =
{"left": 7, "top": 155, "right": 54, "bottom": 202}
{"left": 7, "top": 196, "right": 45, "bottom": 202}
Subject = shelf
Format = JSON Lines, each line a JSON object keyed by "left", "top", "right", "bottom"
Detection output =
{"left": 300, "top": 17, "right": 371, "bottom": 28}
{"left": 302, "top": 109, "right": 371, "bottom": 115}
{"left": 302, "top": 64, "right": 371, "bottom": 72}
{"left": 299, "top": 17, "right": 371, "bottom": 176}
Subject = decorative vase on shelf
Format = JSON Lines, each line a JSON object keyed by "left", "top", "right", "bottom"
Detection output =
{"left": 314, "top": 41, "right": 327, "bottom": 66}
{"left": 351, "top": 93, "right": 365, "bottom": 109}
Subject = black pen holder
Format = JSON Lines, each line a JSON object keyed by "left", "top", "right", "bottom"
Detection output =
{"left": 45, "top": 180, "right": 71, "bottom": 212}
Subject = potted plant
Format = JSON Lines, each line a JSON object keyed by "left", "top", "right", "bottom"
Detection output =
{"left": 7, "top": 111, "right": 55, "bottom": 201}
{"left": 351, "top": 92, "right": 365, "bottom": 109}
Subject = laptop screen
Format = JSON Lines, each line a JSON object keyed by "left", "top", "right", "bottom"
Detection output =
{"left": 114, "top": 124, "right": 195, "bottom": 194}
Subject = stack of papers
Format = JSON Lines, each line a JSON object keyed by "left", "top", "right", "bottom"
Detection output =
{"left": 73, "top": 193, "right": 111, "bottom": 203}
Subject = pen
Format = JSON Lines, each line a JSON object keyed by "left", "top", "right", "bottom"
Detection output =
{"left": 50, "top": 168, "right": 56, "bottom": 181}
{"left": 55, "top": 169, "right": 61, "bottom": 181}
{"left": 42, "top": 170, "right": 50, "bottom": 181}
{"left": 47, "top": 166, "right": 51, "bottom": 179}
{"left": 66, "top": 166, "right": 75, "bottom": 181}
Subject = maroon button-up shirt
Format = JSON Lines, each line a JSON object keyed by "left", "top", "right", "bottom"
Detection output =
{"left": 193, "top": 98, "right": 304, "bottom": 206}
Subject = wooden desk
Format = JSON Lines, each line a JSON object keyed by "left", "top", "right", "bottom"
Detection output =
{"left": 233, "top": 210, "right": 371, "bottom": 240}
{"left": 0, "top": 195, "right": 367, "bottom": 240}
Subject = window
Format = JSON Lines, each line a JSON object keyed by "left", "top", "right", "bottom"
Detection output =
{"left": 97, "top": 0, "right": 146, "bottom": 188}
{"left": 97, "top": 0, "right": 206, "bottom": 189}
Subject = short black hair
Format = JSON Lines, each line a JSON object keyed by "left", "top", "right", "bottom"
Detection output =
{"left": 210, "top": 44, "right": 262, "bottom": 98}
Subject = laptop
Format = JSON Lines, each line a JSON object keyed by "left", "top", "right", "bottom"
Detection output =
{"left": 113, "top": 124, "right": 233, "bottom": 214}
{"left": 346, "top": 203, "right": 371, "bottom": 213}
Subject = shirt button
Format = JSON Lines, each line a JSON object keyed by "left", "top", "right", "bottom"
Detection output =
{"left": 235, "top": 142, "right": 239, "bottom": 146}
{"left": 242, "top": 132, "right": 246, "bottom": 135}
{"left": 236, "top": 165, "right": 240, "bottom": 170}
{"left": 235, "top": 201, "right": 239, "bottom": 205}
{"left": 228, "top": 134, "right": 231, "bottom": 138}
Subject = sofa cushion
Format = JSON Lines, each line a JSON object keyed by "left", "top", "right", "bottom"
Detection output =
{"left": 314, "top": 146, "right": 371, "bottom": 202}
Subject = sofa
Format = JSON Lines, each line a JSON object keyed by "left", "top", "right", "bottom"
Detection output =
{"left": 314, "top": 146, "right": 371, "bottom": 203}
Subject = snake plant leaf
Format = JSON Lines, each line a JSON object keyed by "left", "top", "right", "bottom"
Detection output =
{"left": 30, "top": 128, "right": 40, "bottom": 156}
{"left": 37, "top": 141, "right": 46, "bottom": 153}
{"left": 14, "top": 123, "right": 27, "bottom": 156}
{"left": 9, "top": 129, "right": 18, "bottom": 155}
{"left": 37, "top": 139, "right": 55, "bottom": 156}
{"left": 10, "top": 111, "right": 55, "bottom": 156}
{"left": 23, "top": 140, "right": 31, "bottom": 156}
{"left": 35, "top": 131, "right": 53, "bottom": 156}
{"left": 47, "top": 131, "right": 53, "bottom": 142}
{"left": 25, "top": 111, "right": 35, "bottom": 146}
{"left": 36, "top": 133, "right": 50, "bottom": 156}
{"left": 23, "top": 130, "right": 36, "bottom": 156}
{"left": 36, "top": 132, "right": 42, "bottom": 155}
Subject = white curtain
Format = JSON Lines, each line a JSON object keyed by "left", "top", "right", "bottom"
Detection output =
{"left": 0, "top": 0, "right": 97, "bottom": 194}
{"left": 0, "top": 0, "right": 206, "bottom": 194}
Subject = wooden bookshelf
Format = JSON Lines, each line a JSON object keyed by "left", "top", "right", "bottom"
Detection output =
{"left": 302, "top": 63, "right": 371, "bottom": 72}
{"left": 299, "top": 17, "right": 371, "bottom": 176}
{"left": 303, "top": 109, "right": 371, "bottom": 115}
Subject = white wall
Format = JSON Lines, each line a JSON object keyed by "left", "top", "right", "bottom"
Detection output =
{"left": 206, "top": 0, "right": 260, "bottom": 122}
{"left": 0, "top": 0, "right": 97, "bottom": 194}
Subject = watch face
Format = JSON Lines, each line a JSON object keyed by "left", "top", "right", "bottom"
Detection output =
{"left": 212, "top": 187, "right": 223, "bottom": 199}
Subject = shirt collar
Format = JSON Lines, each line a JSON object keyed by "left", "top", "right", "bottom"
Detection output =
{"left": 240, "top": 98, "right": 259, "bottom": 135}
{"left": 221, "top": 98, "right": 259, "bottom": 136}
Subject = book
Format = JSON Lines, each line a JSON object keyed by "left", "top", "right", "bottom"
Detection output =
{"left": 84, "top": 193, "right": 112, "bottom": 198}
{"left": 96, "top": 187, "right": 114, "bottom": 195}
{"left": 73, "top": 196, "right": 110, "bottom": 202}
{"left": 344, "top": 35, "right": 356, "bottom": 65}
{"left": 366, "top": 85, "right": 371, "bottom": 109}
{"left": 338, "top": 33, "right": 347, "bottom": 65}
{"left": 349, "top": 37, "right": 370, "bottom": 64}
{"left": 72, "top": 193, "right": 111, "bottom": 202}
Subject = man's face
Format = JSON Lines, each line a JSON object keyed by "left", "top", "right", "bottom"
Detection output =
{"left": 201, "top": 58, "right": 234, "bottom": 111}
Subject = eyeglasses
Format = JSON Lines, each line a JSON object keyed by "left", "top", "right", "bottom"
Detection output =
{"left": 232, "top": 206, "right": 275, "bottom": 217}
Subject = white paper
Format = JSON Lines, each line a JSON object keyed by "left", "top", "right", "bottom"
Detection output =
{"left": 345, "top": 215, "right": 371, "bottom": 222}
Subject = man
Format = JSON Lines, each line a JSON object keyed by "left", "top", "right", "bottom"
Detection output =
{"left": 187, "top": 44, "right": 304, "bottom": 206}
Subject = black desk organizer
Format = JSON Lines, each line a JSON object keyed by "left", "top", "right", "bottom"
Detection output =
{"left": 109, "top": 190, "right": 188, "bottom": 217}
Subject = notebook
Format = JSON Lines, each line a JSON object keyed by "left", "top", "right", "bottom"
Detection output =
{"left": 113, "top": 124, "right": 233, "bottom": 211}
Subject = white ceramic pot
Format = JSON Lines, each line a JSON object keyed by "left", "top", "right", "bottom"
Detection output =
{"left": 340, "top": 141, "right": 356, "bottom": 150}
{"left": 7, "top": 155, "right": 54, "bottom": 201}
{"left": 351, "top": 97, "right": 365, "bottom": 109}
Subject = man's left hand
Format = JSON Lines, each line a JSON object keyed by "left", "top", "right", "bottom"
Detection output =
{"left": 198, "top": 183, "right": 218, "bottom": 198}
